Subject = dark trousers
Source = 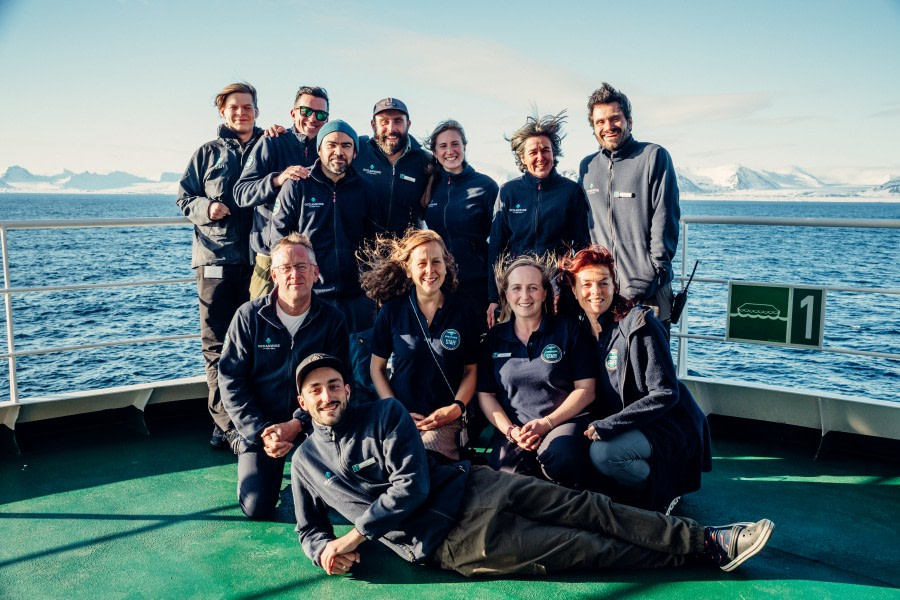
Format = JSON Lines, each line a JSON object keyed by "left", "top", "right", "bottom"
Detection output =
{"left": 488, "top": 415, "right": 595, "bottom": 489}
{"left": 432, "top": 466, "right": 702, "bottom": 577}
{"left": 197, "top": 264, "right": 252, "bottom": 432}
{"left": 237, "top": 448, "right": 287, "bottom": 519}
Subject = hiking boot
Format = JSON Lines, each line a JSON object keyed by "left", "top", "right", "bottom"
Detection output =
{"left": 210, "top": 426, "right": 228, "bottom": 450}
{"left": 704, "top": 519, "right": 775, "bottom": 572}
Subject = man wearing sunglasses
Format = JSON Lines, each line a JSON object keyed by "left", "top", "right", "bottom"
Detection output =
{"left": 234, "top": 85, "right": 330, "bottom": 300}
{"left": 356, "top": 97, "right": 432, "bottom": 237}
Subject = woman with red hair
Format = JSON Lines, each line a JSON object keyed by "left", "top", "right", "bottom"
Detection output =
{"left": 557, "top": 245, "right": 711, "bottom": 513}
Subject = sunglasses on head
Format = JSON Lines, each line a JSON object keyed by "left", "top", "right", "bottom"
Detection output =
{"left": 297, "top": 106, "right": 329, "bottom": 121}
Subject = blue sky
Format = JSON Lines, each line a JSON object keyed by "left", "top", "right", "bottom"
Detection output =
{"left": 1, "top": 0, "right": 898, "bottom": 184}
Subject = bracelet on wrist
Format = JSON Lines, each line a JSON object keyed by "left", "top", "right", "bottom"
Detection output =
{"left": 544, "top": 416, "right": 554, "bottom": 430}
{"left": 452, "top": 400, "right": 466, "bottom": 415}
{"left": 505, "top": 425, "right": 516, "bottom": 443}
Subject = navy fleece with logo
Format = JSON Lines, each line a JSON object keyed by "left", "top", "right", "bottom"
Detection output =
{"left": 233, "top": 131, "right": 319, "bottom": 256}
{"left": 267, "top": 162, "right": 380, "bottom": 301}
{"left": 371, "top": 289, "right": 479, "bottom": 416}
{"left": 425, "top": 163, "right": 499, "bottom": 309}
{"left": 487, "top": 169, "right": 590, "bottom": 302}
{"left": 219, "top": 291, "right": 349, "bottom": 445}
{"left": 356, "top": 135, "right": 431, "bottom": 237}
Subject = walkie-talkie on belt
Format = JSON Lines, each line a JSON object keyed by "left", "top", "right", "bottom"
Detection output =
{"left": 670, "top": 260, "right": 699, "bottom": 325}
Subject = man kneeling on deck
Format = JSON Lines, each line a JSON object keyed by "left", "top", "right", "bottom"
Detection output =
{"left": 291, "top": 353, "right": 775, "bottom": 577}
{"left": 219, "top": 234, "right": 349, "bottom": 519}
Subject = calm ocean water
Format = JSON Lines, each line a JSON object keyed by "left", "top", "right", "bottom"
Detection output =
{"left": 0, "top": 194, "right": 897, "bottom": 402}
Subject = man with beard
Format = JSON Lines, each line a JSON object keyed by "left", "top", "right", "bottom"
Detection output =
{"left": 269, "top": 120, "right": 380, "bottom": 400}
{"left": 234, "top": 86, "right": 330, "bottom": 299}
{"left": 177, "top": 82, "right": 264, "bottom": 449}
{"left": 290, "top": 353, "right": 775, "bottom": 577}
{"left": 356, "top": 98, "right": 431, "bottom": 237}
{"left": 578, "top": 83, "right": 680, "bottom": 329}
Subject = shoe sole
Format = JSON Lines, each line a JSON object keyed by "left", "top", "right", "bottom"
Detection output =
{"left": 721, "top": 519, "right": 775, "bottom": 572}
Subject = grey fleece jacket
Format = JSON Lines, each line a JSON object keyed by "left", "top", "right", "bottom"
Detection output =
{"left": 578, "top": 136, "right": 680, "bottom": 302}
{"left": 291, "top": 398, "right": 470, "bottom": 566}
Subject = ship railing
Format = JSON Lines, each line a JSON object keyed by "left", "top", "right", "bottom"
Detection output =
{"left": 0, "top": 217, "right": 206, "bottom": 448}
{"left": 0, "top": 215, "right": 898, "bottom": 452}
{"left": 673, "top": 215, "right": 900, "bottom": 450}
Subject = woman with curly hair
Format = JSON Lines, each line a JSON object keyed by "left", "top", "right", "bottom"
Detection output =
{"left": 360, "top": 229, "right": 480, "bottom": 460}
{"left": 477, "top": 255, "right": 596, "bottom": 488}
{"left": 486, "top": 111, "right": 590, "bottom": 327}
{"left": 556, "top": 244, "right": 711, "bottom": 513}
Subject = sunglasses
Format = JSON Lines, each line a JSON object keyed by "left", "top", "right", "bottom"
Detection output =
{"left": 296, "top": 106, "right": 329, "bottom": 121}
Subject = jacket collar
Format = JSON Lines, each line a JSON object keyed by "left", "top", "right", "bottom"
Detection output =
{"left": 217, "top": 124, "right": 264, "bottom": 149}
{"left": 259, "top": 288, "right": 322, "bottom": 329}
{"left": 600, "top": 134, "right": 637, "bottom": 161}
{"left": 522, "top": 168, "right": 559, "bottom": 188}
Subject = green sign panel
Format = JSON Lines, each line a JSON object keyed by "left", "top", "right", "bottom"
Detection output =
{"left": 727, "top": 283, "right": 825, "bottom": 349}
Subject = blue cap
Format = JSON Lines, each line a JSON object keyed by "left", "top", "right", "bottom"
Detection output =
{"left": 316, "top": 119, "right": 358, "bottom": 151}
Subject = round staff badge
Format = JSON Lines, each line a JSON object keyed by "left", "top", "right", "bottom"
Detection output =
{"left": 541, "top": 344, "right": 562, "bottom": 363}
{"left": 605, "top": 349, "right": 618, "bottom": 371}
{"left": 440, "top": 329, "right": 460, "bottom": 350}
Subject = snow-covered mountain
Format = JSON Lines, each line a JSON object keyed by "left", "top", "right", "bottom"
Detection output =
{"left": 873, "top": 176, "right": 900, "bottom": 194}
{"left": 0, "top": 166, "right": 174, "bottom": 193}
{"left": 0, "top": 164, "right": 897, "bottom": 200}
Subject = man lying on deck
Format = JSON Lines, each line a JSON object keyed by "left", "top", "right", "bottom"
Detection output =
{"left": 290, "top": 353, "right": 775, "bottom": 577}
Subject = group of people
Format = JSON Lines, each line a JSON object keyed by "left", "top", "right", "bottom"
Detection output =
{"left": 176, "top": 82, "right": 773, "bottom": 579}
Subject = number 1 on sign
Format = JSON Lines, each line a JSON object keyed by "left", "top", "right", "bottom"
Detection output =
{"left": 799, "top": 295, "right": 813, "bottom": 339}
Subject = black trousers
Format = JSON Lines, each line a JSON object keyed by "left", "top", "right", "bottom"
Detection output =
{"left": 197, "top": 264, "right": 252, "bottom": 431}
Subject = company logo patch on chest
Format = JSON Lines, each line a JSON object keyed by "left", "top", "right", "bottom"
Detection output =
{"left": 605, "top": 349, "right": 618, "bottom": 370}
{"left": 510, "top": 203, "right": 527, "bottom": 215}
{"left": 304, "top": 197, "right": 324, "bottom": 208}
{"left": 258, "top": 337, "right": 281, "bottom": 350}
{"left": 541, "top": 344, "right": 562, "bottom": 363}
{"left": 363, "top": 166, "right": 381, "bottom": 175}
{"left": 440, "top": 329, "right": 461, "bottom": 350}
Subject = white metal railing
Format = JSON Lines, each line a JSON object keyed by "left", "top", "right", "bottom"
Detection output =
{"left": 673, "top": 216, "right": 900, "bottom": 378}
{"left": 0, "top": 217, "right": 195, "bottom": 404}
{"left": 1, "top": 215, "right": 898, "bottom": 407}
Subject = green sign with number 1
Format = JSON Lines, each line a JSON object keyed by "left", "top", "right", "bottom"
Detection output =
{"left": 727, "top": 283, "right": 825, "bottom": 349}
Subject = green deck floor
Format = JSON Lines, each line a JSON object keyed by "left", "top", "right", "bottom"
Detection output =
{"left": 1, "top": 405, "right": 898, "bottom": 599}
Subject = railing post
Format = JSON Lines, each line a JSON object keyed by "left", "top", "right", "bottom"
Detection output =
{"left": 1, "top": 226, "right": 19, "bottom": 403}
{"left": 676, "top": 222, "right": 689, "bottom": 379}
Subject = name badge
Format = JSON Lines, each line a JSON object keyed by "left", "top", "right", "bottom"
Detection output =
{"left": 203, "top": 265, "right": 224, "bottom": 279}
{"left": 614, "top": 191, "right": 635, "bottom": 198}
{"left": 492, "top": 352, "right": 512, "bottom": 359}
{"left": 352, "top": 457, "right": 376, "bottom": 472}
{"left": 399, "top": 174, "right": 416, "bottom": 183}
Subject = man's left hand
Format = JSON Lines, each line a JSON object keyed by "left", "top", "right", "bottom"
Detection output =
{"left": 264, "top": 124, "right": 287, "bottom": 137}
{"left": 261, "top": 419, "right": 302, "bottom": 458}
{"left": 320, "top": 529, "right": 365, "bottom": 575}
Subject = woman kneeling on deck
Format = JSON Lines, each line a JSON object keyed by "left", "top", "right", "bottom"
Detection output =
{"left": 477, "top": 255, "right": 597, "bottom": 488}
{"left": 557, "top": 244, "right": 712, "bottom": 513}
{"left": 360, "top": 229, "right": 480, "bottom": 461}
